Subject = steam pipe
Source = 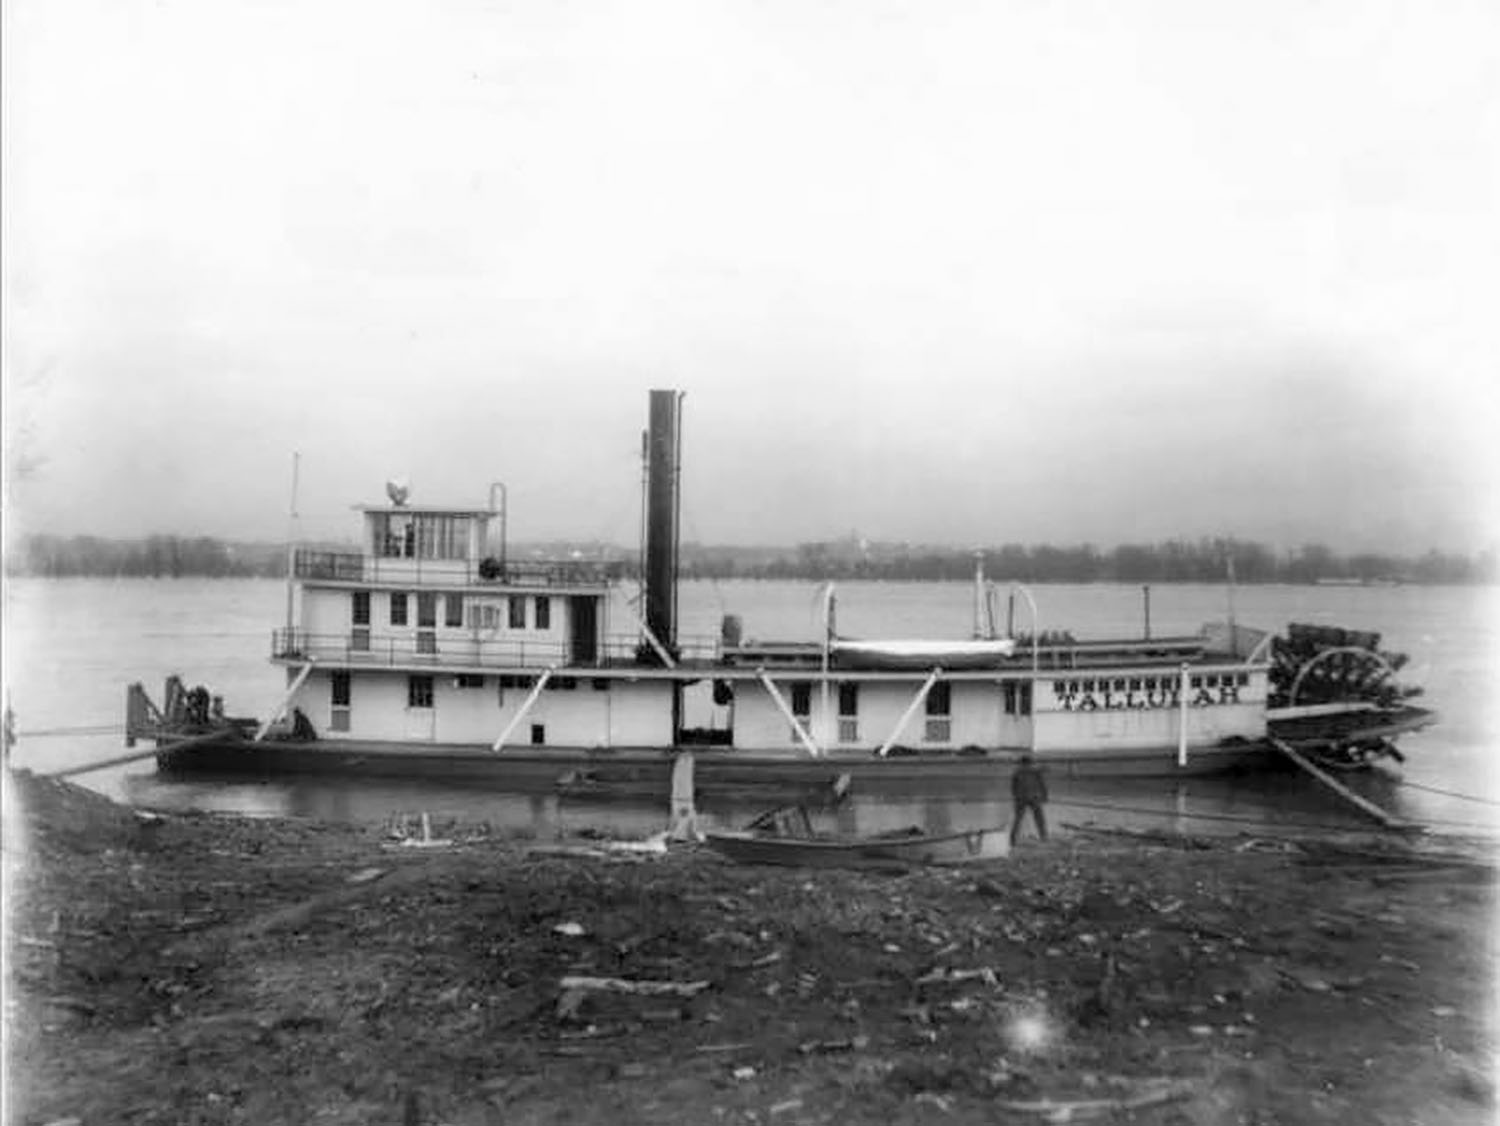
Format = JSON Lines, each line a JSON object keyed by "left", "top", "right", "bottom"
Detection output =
{"left": 488, "top": 481, "right": 508, "bottom": 573}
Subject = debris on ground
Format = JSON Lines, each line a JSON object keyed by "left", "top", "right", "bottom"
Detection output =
{"left": 5, "top": 769, "right": 1495, "bottom": 1125}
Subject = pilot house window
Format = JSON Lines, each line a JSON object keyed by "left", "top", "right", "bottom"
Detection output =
{"left": 375, "top": 514, "right": 470, "bottom": 560}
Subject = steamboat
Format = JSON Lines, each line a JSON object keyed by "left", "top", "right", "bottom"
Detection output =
{"left": 125, "top": 390, "right": 1434, "bottom": 794}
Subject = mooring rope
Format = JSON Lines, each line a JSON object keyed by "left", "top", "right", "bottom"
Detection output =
{"left": 17, "top": 724, "right": 125, "bottom": 738}
{"left": 1049, "top": 795, "right": 1500, "bottom": 836}
{"left": 1048, "top": 796, "right": 1377, "bottom": 834}
{"left": 1389, "top": 777, "right": 1500, "bottom": 808}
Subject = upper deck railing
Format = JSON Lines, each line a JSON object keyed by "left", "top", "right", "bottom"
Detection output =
{"left": 293, "top": 549, "right": 625, "bottom": 588}
{"left": 272, "top": 628, "right": 722, "bottom": 669}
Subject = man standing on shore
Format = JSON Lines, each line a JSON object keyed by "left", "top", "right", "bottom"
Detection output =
{"left": 1010, "top": 753, "right": 1048, "bottom": 846}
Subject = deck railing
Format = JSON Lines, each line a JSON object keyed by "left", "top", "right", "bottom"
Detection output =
{"left": 271, "top": 629, "right": 721, "bottom": 668}
{"left": 292, "top": 549, "right": 624, "bottom": 588}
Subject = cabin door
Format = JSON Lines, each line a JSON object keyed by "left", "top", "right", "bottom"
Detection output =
{"left": 404, "top": 675, "right": 437, "bottom": 741}
{"left": 570, "top": 597, "right": 598, "bottom": 665}
{"left": 405, "top": 707, "right": 437, "bottom": 741}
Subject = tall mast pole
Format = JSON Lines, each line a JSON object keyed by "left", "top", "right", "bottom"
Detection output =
{"left": 283, "top": 451, "right": 301, "bottom": 639}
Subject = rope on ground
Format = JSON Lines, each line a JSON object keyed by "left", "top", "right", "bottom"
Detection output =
{"left": 1390, "top": 777, "right": 1500, "bottom": 808}
{"left": 1048, "top": 796, "right": 1372, "bottom": 834}
{"left": 1049, "top": 795, "right": 1500, "bottom": 836}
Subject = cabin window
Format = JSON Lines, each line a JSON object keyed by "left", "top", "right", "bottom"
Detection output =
{"left": 924, "top": 680, "right": 951, "bottom": 743}
{"left": 445, "top": 594, "right": 464, "bottom": 628}
{"left": 407, "top": 675, "right": 434, "bottom": 708}
{"left": 475, "top": 603, "right": 503, "bottom": 630}
{"left": 417, "top": 593, "right": 437, "bottom": 628}
{"left": 509, "top": 596, "right": 526, "bottom": 629}
{"left": 534, "top": 596, "right": 551, "bottom": 630}
{"left": 416, "top": 595, "right": 438, "bottom": 653}
{"left": 1003, "top": 682, "right": 1017, "bottom": 715}
{"left": 330, "top": 671, "right": 351, "bottom": 732}
{"left": 592, "top": 678, "right": 610, "bottom": 692}
{"left": 390, "top": 593, "right": 409, "bottom": 626}
{"left": 352, "top": 592, "right": 370, "bottom": 626}
{"left": 530, "top": 723, "right": 545, "bottom": 745}
{"left": 455, "top": 674, "right": 484, "bottom": 689}
{"left": 1003, "top": 681, "right": 1033, "bottom": 717}
{"left": 837, "top": 683, "right": 859, "bottom": 744}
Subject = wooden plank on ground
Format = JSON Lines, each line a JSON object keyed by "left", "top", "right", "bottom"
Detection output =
{"left": 1268, "top": 736, "right": 1417, "bottom": 832}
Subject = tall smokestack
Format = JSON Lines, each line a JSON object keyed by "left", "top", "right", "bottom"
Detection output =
{"left": 643, "top": 389, "right": 682, "bottom": 662}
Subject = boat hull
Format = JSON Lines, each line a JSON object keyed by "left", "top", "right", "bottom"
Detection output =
{"left": 703, "top": 826, "right": 1010, "bottom": 868}
{"left": 152, "top": 734, "right": 1283, "bottom": 788}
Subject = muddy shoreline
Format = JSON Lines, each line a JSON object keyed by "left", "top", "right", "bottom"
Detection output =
{"left": 5, "top": 768, "right": 1496, "bottom": 1125}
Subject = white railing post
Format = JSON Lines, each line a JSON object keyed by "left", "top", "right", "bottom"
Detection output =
{"left": 878, "top": 667, "right": 943, "bottom": 757}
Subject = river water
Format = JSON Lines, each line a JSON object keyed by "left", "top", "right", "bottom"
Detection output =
{"left": 4, "top": 577, "right": 1498, "bottom": 840}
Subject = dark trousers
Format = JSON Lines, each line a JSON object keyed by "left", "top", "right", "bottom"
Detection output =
{"left": 1011, "top": 800, "right": 1048, "bottom": 845}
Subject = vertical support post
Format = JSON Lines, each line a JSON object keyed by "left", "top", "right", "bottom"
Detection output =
{"left": 1176, "top": 662, "right": 1191, "bottom": 767}
{"left": 666, "top": 752, "right": 702, "bottom": 841}
{"left": 1142, "top": 584, "right": 1152, "bottom": 641}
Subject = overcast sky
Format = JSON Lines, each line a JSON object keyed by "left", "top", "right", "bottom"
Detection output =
{"left": 4, "top": 0, "right": 1497, "bottom": 553}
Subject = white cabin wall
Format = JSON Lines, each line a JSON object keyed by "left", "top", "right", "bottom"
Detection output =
{"left": 303, "top": 589, "right": 351, "bottom": 636}
{"left": 731, "top": 684, "right": 814, "bottom": 752}
{"left": 287, "top": 670, "right": 674, "bottom": 747}
{"left": 948, "top": 682, "right": 999, "bottom": 747}
{"left": 731, "top": 680, "right": 1016, "bottom": 752}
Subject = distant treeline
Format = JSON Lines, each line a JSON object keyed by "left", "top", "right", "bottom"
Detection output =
{"left": 671, "top": 538, "right": 1497, "bottom": 585}
{"left": 14, "top": 535, "right": 292, "bottom": 578}
{"left": 9, "top": 533, "right": 1496, "bottom": 585}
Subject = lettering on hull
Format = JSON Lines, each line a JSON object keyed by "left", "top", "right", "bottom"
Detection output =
{"left": 1051, "top": 674, "right": 1246, "bottom": 713}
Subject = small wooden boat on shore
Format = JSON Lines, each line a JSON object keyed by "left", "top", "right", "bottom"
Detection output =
{"left": 703, "top": 825, "right": 1010, "bottom": 868}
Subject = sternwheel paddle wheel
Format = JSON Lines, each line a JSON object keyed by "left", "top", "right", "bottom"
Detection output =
{"left": 1266, "top": 624, "right": 1433, "bottom": 770}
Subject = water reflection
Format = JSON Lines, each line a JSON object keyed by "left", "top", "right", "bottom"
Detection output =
{"left": 115, "top": 765, "right": 1424, "bottom": 842}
